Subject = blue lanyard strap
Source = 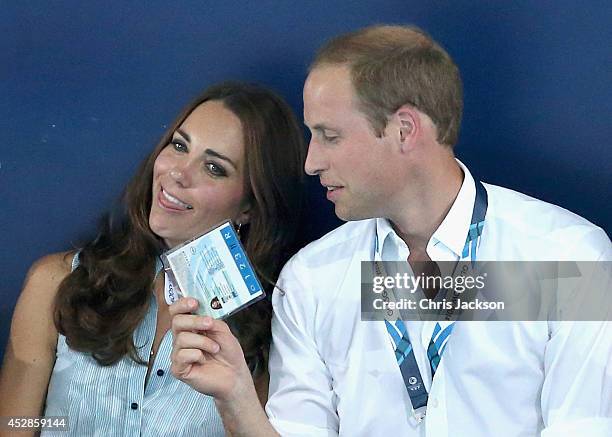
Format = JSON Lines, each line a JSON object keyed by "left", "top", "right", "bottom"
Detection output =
{"left": 386, "top": 319, "right": 429, "bottom": 409}
{"left": 462, "top": 180, "right": 488, "bottom": 265}
{"left": 385, "top": 180, "right": 488, "bottom": 412}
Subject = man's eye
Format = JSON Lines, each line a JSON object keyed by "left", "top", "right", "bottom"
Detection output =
{"left": 319, "top": 130, "right": 339, "bottom": 143}
{"left": 205, "top": 162, "right": 226, "bottom": 177}
{"left": 171, "top": 140, "right": 188, "bottom": 152}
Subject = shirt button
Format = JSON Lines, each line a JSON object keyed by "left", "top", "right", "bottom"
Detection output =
{"left": 430, "top": 398, "right": 439, "bottom": 408}
{"left": 130, "top": 402, "right": 138, "bottom": 410}
{"left": 156, "top": 369, "right": 164, "bottom": 376}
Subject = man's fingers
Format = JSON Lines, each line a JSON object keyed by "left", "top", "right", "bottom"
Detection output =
{"left": 171, "top": 313, "right": 212, "bottom": 335}
{"left": 174, "top": 331, "right": 220, "bottom": 354}
{"left": 171, "top": 312, "right": 232, "bottom": 338}
{"left": 206, "top": 317, "right": 232, "bottom": 335}
{"left": 169, "top": 297, "right": 199, "bottom": 317}
{"left": 171, "top": 348, "right": 206, "bottom": 375}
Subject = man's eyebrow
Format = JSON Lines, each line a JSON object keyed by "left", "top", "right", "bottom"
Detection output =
{"left": 205, "top": 148, "right": 237, "bottom": 170}
{"left": 176, "top": 128, "right": 191, "bottom": 143}
{"left": 310, "top": 124, "right": 338, "bottom": 132}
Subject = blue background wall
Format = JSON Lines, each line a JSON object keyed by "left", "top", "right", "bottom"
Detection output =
{"left": 1, "top": 1, "right": 611, "bottom": 361}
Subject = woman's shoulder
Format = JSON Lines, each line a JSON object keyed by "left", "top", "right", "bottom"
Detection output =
{"left": 21, "top": 251, "right": 75, "bottom": 307}
{"left": 9, "top": 251, "right": 75, "bottom": 360}
{"left": 28, "top": 250, "right": 77, "bottom": 275}
{"left": 28, "top": 250, "right": 77, "bottom": 276}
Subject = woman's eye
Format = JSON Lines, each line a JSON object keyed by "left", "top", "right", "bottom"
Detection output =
{"left": 205, "top": 162, "right": 226, "bottom": 177}
{"left": 171, "top": 140, "right": 188, "bottom": 152}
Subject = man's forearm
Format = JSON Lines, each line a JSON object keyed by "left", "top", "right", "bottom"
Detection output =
{"left": 215, "top": 382, "right": 280, "bottom": 437}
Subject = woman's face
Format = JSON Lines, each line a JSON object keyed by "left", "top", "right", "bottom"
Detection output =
{"left": 149, "top": 100, "right": 250, "bottom": 248}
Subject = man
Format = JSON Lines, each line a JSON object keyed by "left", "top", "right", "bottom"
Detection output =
{"left": 170, "top": 25, "right": 611, "bottom": 436}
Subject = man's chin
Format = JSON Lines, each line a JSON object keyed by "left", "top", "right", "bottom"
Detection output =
{"left": 334, "top": 204, "right": 372, "bottom": 222}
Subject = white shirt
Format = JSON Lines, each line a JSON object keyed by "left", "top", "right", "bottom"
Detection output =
{"left": 266, "top": 162, "right": 612, "bottom": 436}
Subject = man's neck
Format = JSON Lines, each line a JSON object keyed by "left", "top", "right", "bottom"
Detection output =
{"left": 389, "top": 155, "right": 464, "bottom": 254}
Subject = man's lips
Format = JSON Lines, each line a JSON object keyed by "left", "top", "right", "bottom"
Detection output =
{"left": 321, "top": 181, "right": 343, "bottom": 191}
{"left": 158, "top": 188, "right": 193, "bottom": 211}
{"left": 323, "top": 184, "right": 344, "bottom": 201}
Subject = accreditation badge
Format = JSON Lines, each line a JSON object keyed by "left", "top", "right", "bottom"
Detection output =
{"left": 161, "top": 221, "right": 265, "bottom": 319}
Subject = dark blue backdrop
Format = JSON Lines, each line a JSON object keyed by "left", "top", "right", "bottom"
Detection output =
{"left": 1, "top": 1, "right": 611, "bottom": 361}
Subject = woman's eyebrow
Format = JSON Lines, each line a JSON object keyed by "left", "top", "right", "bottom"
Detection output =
{"left": 176, "top": 128, "right": 191, "bottom": 142}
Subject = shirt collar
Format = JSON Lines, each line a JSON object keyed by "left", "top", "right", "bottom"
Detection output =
{"left": 430, "top": 159, "right": 476, "bottom": 257}
{"left": 375, "top": 215, "right": 396, "bottom": 258}
{"left": 375, "top": 158, "right": 476, "bottom": 258}
{"left": 155, "top": 256, "right": 164, "bottom": 273}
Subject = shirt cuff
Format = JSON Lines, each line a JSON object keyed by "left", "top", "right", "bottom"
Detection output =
{"left": 269, "top": 417, "right": 339, "bottom": 437}
{"left": 541, "top": 417, "right": 612, "bottom": 437}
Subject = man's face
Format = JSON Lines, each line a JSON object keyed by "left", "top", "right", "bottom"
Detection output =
{"left": 303, "top": 64, "right": 401, "bottom": 221}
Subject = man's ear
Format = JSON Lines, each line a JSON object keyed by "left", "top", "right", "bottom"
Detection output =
{"left": 393, "top": 104, "right": 421, "bottom": 152}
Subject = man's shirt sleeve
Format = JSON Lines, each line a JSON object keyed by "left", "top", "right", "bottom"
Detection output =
{"left": 541, "top": 227, "right": 612, "bottom": 435}
{"left": 265, "top": 255, "right": 340, "bottom": 437}
{"left": 541, "top": 321, "right": 612, "bottom": 435}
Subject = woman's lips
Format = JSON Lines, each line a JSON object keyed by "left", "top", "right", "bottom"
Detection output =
{"left": 158, "top": 188, "right": 193, "bottom": 211}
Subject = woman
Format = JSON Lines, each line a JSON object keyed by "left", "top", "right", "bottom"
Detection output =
{"left": 0, "top": 82, "right": 305, "bottom": 436}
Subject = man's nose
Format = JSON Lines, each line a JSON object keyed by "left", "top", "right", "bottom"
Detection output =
{"left": 304, "top": 140, "right": 327, "bottom": 176}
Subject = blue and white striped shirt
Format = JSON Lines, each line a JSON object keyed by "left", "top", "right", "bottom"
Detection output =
{"left": 43, "top": 255, "right": 224, "bottom": 436}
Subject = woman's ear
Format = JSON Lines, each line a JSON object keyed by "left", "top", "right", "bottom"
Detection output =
{"left": 235, "top": 201, "right": 251, "bottom": 226}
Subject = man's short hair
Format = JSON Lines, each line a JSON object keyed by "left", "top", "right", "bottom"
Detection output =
{"left": 310, "top": 25, "right": 463, "bottom": 146}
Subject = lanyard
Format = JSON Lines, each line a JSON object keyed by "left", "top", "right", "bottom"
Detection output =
{"left": 154, "top": 257, "right": 182, "bottom": 305}
{"left": 378, "top": 181, "right": 488, "bottom": 422}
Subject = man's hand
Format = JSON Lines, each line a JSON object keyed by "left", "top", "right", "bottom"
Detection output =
{"left": 169, "top": 298, "right": 252, "bottom": 401}
{"left": 169, "top": 298, "right": 279, "bottom": 436}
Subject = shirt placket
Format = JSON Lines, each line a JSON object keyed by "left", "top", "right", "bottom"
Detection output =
{"left": 123, "top": 295, "right": 157, "bottom": 435}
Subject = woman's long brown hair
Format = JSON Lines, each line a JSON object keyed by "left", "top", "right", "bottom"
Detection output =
{"left": 53, "top": 82, "right": 306, "bottom": 371}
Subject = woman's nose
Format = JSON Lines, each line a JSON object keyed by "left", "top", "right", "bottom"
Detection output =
{"left": 169, "top": 167, "right": 190, "bottom": 186}
{"left": 170, "top": 169, "right": 183, "bottom": 181}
